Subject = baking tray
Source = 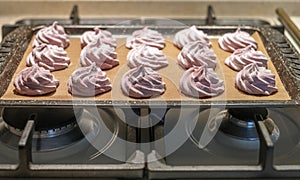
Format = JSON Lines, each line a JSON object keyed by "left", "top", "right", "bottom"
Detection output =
{"left": 0, "top": 25, "right": 299, "bottom": 108}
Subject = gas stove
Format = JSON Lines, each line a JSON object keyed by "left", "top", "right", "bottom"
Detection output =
{"left": 1, "top": 3, "right": 300, "bottom": 179}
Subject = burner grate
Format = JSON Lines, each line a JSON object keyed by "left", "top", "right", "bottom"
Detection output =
{"left": 1, "top": 5, "right": 283, "bottom": 39}
{"left": 148, "top": 108, "right": 300, "bottom": 179}
{"left": 0, "top": 108, "right": 145, "bottom": 178}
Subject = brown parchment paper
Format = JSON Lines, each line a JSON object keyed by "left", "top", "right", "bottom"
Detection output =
{"left": 0, "top": 32, "right": 291, "bottom": 102}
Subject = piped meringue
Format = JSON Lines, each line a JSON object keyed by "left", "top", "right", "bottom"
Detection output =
{"left": 127, "top": 45, "right": 168, "bottom": 70}
{"left": 26, "top": 44, "right": 70, "bottom": 71}
{"left": 33, "top": 21, "right": 69, "bottom": 49}
{"left": 121, "top": 65, "right": 166, "bottom": 98}
{"left": 68, "top": 63, "right": 112, "bottom": 97}
{"left": 225, "top": 45, "right": 268, "bottom": 71}
{"left": 126, "top": 27, "right": 165, "bottom": 49}
{"left": 14, "top": 65, "right": 59, "bottom": 96}
{"left": 178, "top": 41, "right": 217, "bottom": 69}
{"left": 180, "top": 66, "right": 224, "bottom": 98}
{"left": 81, "top": 27, "right": 117, "bottom": 49}
{"left": 235, "top": 63, "right": 278, "bottom": 95}
{"left": 174, "top": 25, "right": 211, "bottom": 49}
{"left": 218, "top": 28, "right": 257, "bottom": 52}
{"left": 80, "top": 38, "right": 119, "bottom": 70}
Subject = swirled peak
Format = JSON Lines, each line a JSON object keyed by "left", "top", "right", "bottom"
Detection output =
{"left": 218, "top": 28, "right": 258, "bottom": 52}
{"left": 225, "top": 45, "right": 268, "bottom": 71}
{"left": 80, "top": 38, "right": 119, "bottom": 70}
{"left": 33, "top": 21, "right": 69, "bottom": 49}
{"left": 80, "top": 27, "right": 117, "bottom": 49}
{"left": 26, "top": 44, "right": 70, "bottom": 71}
{"left": 174, "top": 25, "right": 211, "bottom": 49}
{"left": 126, "top": 27, "right": 165, "bottom": 49}
{"left": 121, "top": 65, "right": 166, "bottom": 98}
{"left": 68, "top": 63, "right": 112, "bottom": 97}
{"left": 127, "top": 44, "right": 168, "bottom": 70}
{"left": 180, "top": 66, "right": 224, "bottom": 98}
{"left": 236, "top": 63, "right": 278, "bottom": 95}
{"left": 178, "top": 41, "right": 217, "bottom": 69}
{"left": 14, "top": 65, "right": 59, "bottom": 96}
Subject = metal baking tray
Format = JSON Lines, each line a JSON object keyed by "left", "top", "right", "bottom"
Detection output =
{"left": 0, "top": 24, "right": 299, "bottom": 108}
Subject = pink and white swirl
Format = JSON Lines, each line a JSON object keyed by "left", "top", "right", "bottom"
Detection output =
{"left": 68, "top": 63, "right": 112, "bottom": 97}
{"left": 174, "top": 25, "right": 211, "bottom": 49}
{"left": 14, "top": 65, "right": 59, "bottom": 96}
{"left": 178, "top": 41, "right": 217, "bottom": 69}
{"left": 33, "top": 21, "right": 69, "bottom": 49}
{"left": 180, "top": 66, "right": 224, "bottom": 98}
{"left": 121, "top": 65, "right": 166, "bottom": 98}
{"left": 236, "top": 63, "right": 278, "bottom": 95}
{"left": 127, "top": 45, "right": 168, "bottom": 70}
{"left": 80, "top": 38, "right": 119, "bottom": 70}
{"left": 225, "top": 45, "right": 268, "bottom": 71}
{"left": 126, "top": 27, "right": 165, "bottom": 49}
{"left": 80, "top": 27, "right": 117, "bottom": 49}
{"left": 26, "top": 44, "right": 70, "bottom": 71}
{"left": 218, "top": 28, "right": 258, "bottom": 52}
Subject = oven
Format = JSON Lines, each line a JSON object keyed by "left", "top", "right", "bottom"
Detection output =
{"left": 0, "top": 1, "right": 300, "bottom": 179}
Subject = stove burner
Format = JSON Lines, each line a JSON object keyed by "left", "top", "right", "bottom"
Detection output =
{"left": 0, "top": 107, "right": 84, "bottom": 151}
{"left": 220, "top": 108, "right": 268, "bottom": 140}
{"left": 4, "top": 121, "right": 78, "bottom": 138}
{"left": 2, "top": 107, "right": 79, "bottom": 131}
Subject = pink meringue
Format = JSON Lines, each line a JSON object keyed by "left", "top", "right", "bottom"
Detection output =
{"left": 225, "top": 45, "right": 268, "bottom": 71}
{"left": 126, "top": 27, "right": 165, "bottom": 49}
{"left": 178, "top": 41, "right": 217, "bottom": 69}
{"left": 236, "top": 63, "right": 278, "bottom": 95}
{"left": 121, "top": 65, "right": 166, "bottom": 98}
{"left": 127, "top": 44, "right": 168, "bottom": 70}
{"left": 80, "top": 27, "right": 117, "bottom": 49}
{"left": 26, "top": 44, "right": 70, "bottom": 71}
{"left": 174, "top": 25, "right": 211, "bottom": 49}
{"left": 80, "top": 38, "right": 119, "bottom": 70}
{"left": 68, "top": 63, "right": 112, "bottom": 97}
{"left": 218, "top": 28, "right": 257, "bottom": 52}
{"left": 14, "top": 65, "right": 59, "bottom": 96}
{"left": 33, "top": 21, "right": 69, "bottom": 49}
{"left": 180, "top": 66, "right": 224, "bottom": 98}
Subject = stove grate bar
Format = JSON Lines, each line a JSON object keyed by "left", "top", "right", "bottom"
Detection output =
{"left": 70, "top": 5, "right": 80, "bottom": 25}
{"left": 17, "top": 118, "right": 34, "bottom": 176}
{"left": 277, "top": 7, "right": 300, "bottom": 47}
{"left": 205, "top": 5, "right": 216, "bottom": 25}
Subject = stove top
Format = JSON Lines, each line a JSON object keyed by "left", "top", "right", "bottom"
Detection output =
{"left": 1, "top": 4, "right": 300, "bottom": 179}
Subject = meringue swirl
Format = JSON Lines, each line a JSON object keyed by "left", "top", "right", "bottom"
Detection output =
{"left": 127, "top": 45, "right": 168, "bottom": 70}
{"left": 180, "top": 66, "right": 224, "bottom": 98}
{"left": 80, "top": 27, "right": 117, "bottom": 49}
{"left": 33, "top": 21, "right": 69, "bottom": 49}
{"left": 121, "top": 65, "right": 166, "bottom": 98}
{"left": 14, "top": 65, "right": 59, "bottom": 96}
{"left": 126, "top": 27, "right": 165, "bottom": 49}
{"left": 174, "top": 25, "right": 211, "bottom": 49}
{"left": 225, "top": 45, "right": 268, "bottom": 71}
{"left": 236, "top": 63, "right": 278, "bottom": 95}
{"left": 26, "top": 44, "right": 70, "bottom": 71}
{"left": 68, "top": 63, "right": 112, "bottom": 97}
{"left": 80, "top": 38, "right": 119, "bottom": 70}
{"left": 218, "top": 28, "right": 258, "bottom": 52}
{"left": 178, "top": 41, "right": 217, "bottom": 69}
